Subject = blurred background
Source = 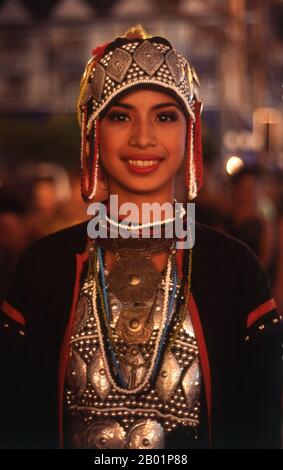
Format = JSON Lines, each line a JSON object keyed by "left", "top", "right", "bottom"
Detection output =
{"left": 1, "top": 0, "right": 283, "bottom": 314}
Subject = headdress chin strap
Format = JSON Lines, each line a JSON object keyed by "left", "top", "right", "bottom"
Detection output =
{"left": 81, "top": 110, "right": 100, "bottom": 202}
{"left": 194, "top": 101, "right": 203, "bottom": 197}
{"left": 185, "top": 101, "right": 203, "bottom": 200}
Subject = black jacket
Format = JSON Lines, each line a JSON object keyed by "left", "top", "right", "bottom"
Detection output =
{"left": 0, "top": 222, "right": 281, "bottom": 448}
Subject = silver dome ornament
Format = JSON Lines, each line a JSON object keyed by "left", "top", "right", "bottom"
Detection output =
{"left": 128, "top": 419, "right": 164, "bottom": 449}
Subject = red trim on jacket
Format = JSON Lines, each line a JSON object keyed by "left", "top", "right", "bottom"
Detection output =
{"left": 176, "top": 246, "right": 212, "bottom": 443}
{"left": 57, "top": 250, "right": 88, "bottom": 448}
{"left": 175, "top": 248, "right": 184, "bottom": 280}
{"left": 247, "top": 298, "right": 277, "bottom": 328}
{"left": 189, "top": 295, "right": 212, "bottom": 447}
{"left": 1, "top": 300, "right": 26, "bottom": 326}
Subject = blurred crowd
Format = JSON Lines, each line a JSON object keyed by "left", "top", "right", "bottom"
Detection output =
{"left": 1, "top": 161, "right": 283, "bottom": 317}
{"left": 0, "top": 163, "right": 88, "bottom": 300}
{"left": 196, "top": 163, "right": 283, "bottom": 316}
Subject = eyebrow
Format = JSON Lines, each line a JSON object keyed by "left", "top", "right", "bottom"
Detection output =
{"left": 108, "top": 102, "right": 182, "bottom": 112}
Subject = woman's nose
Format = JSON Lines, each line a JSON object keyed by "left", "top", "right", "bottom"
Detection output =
{"left": 128, "top": 119, "right": 157, "bottom": 148}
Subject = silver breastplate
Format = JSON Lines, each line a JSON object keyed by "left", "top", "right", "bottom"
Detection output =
{"left": 65, "top": 268, "right": 201, "bottom": 449}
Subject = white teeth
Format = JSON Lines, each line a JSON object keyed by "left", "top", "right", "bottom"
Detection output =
{"left": 127, "top": 160, "right": 158, "bottom": 167}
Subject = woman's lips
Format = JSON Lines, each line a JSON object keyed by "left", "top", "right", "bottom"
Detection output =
{"left": 122, "top": 155, "right": 164, "bottom": 175}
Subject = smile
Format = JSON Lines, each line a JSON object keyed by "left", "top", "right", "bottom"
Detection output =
{"left": 124, "top": 160, "right": 163, "bottom": 174}
{"left": 128, "top": 160, "right": 158, "bottom": 167}
{"left": 122, "top": 155, "right": 164, "bottom": 174}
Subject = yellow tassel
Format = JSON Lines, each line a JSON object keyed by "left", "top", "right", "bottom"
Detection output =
{"left": 122, "top": 24, "right": 151, "bottom": 40}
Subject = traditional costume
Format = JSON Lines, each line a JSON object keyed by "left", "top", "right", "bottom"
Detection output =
{"left": 0, "top": 26, "right": 281, "bottom": 449}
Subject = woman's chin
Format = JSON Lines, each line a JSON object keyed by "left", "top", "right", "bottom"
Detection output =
{"left": 119, "top": 182, "right": 167, "bottom": 196}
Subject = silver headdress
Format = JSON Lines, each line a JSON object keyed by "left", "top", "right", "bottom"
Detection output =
{"left": 78, "top": 26, "right": 203, "bottom": 202}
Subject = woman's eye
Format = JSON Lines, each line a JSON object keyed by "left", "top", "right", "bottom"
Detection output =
{"left": 108, "top": 112, "right": 130, "bottom": 122}
{"left": 157, "top": 112, "right": 178, "bottom": 122}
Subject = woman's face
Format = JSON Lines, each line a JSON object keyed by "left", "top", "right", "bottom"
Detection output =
{"left": 99, "top": 89, "right": 187, "bottom": 197}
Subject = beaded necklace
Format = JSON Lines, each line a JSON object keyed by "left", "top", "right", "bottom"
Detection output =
{"left": 88, "top": 241, "right": 193, "bottom": 395}
{"left": 91, "top": 246, "right": 173, "bottom": 394}
{"left": 99, "top": 246, "right": 179, "bottom": 379}
{"left": 105, "top": 205, "right": 186, "bottom": 231}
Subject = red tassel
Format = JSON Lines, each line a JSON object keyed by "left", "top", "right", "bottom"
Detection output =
{"left": 185, "top": 118, "right": 192, "bottom": 193}
{"left": 81, "top": 113, "right": 100, "bottom": 201}
{"left": 93, "top": 118, "right": 100, "bottom": 166}
{"left": 81, "top": 117, "right": 99, "bottom": 202}
{"left": 194, "top": 101, "right": 203, "bottom": 192}
{"left": 92, "top": 42, "right": 110, "bottom": 60}
{"left": 92, "top": 118, "right": 100, "bottom": 197}
{"left": 81, "top": 106, "right": 90, "bottom": 200}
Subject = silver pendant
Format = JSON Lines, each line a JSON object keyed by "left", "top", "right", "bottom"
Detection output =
{"left": 107, "top": 256, "right": 161, "bottom": 303}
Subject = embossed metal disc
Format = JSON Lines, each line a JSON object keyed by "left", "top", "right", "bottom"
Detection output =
{"left": 107, "top": 256, "right": 162, "bottom": 303}
{"left": 133, "top": 41, "right": 164, "bottom": 76}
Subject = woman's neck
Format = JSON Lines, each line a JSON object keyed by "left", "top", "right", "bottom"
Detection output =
{"left": 109, "top": 182, "right": 174, "bottom": 223}
{"left": 107, "top": 185, "right": 175, "bottom": 223}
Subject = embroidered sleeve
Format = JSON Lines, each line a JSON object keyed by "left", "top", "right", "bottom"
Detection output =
{"left": 243, "top": 251, "right": 282, "bottom": 343}
{"left": 0, "top": 244, "right": 34, "bottom": 362}
{"left": 245, "top": 297, "right": 281, "bottom": 342}
{"left": 0, "top": 241, "right": 42, "bottom": 447}
{"left": 240, "top": 248, "right": 282, "bottom": 448}
{"left": 0, "top": 248, "right": 31, "bottom": 336}
{"left": 0, "top": 302, "right": 26, "bottom": 338}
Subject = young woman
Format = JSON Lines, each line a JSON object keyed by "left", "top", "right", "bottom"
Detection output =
{"left": 0, "top": 26, "right": 281, "bottom": 449}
